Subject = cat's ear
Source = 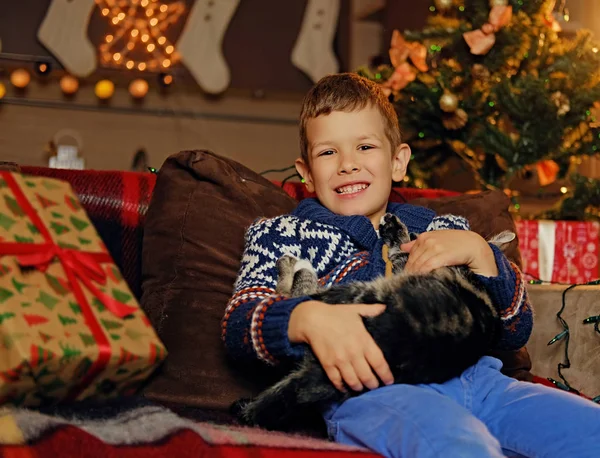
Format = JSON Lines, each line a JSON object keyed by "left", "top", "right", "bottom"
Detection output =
{"left": 488, "top": 230, "right": 516, "bottom": 252}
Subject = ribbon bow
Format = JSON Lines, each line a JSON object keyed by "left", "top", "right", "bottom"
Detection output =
{"left": 535, "top": 159, "right": 560, "bottom": 187}
{"left": 383, "top": 30, "right": 428, "bottom": 95}
{"left": 14, "top": 244, "right": 137, "bottom": 319}
{"left": 389, "top": 30, "right": 429, "bottom": 72}
{"left": 463, "top": 6, "right": 513, "bottom": 55}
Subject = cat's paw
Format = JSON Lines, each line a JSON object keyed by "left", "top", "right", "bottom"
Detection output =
{"left": 293, "top": 259, "right": 316, "bottom": 274}
{"left": 233, "top": 397, "right": 281, "bottom": 429}
{"left": 380, "top": 213, "right": 410, "bottom": 246}
{"left": 231, "top": 398, "right": 256, "bottom": 426}
{"left": 277, "top": 255, "right": 298, "bottom": 276}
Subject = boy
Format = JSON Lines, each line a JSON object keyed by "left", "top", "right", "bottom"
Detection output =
{"left": 222, "top": 73, "right": 600, "bottom": 457}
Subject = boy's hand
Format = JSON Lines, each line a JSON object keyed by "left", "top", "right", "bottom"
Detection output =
{"left": 288, "top": 301, "right": 394, "bottom": 392}
{"left": 401, "top": 229, "right": 498, "bottom": 277}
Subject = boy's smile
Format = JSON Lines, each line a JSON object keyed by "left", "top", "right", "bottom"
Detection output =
{"left": 296, "top": 107, "right": 410, "bottom": 229}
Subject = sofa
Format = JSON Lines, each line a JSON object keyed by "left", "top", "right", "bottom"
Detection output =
{"left": 8, "top": 149, "right": 598, "bottom": 456}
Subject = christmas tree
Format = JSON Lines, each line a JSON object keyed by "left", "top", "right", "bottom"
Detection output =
{"left": 359, "top": 0, "right": 600, "bottom": 194}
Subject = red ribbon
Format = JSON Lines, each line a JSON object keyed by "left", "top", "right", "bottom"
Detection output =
{"left": 0, "top": 172, "right": 136, "bottom": 401}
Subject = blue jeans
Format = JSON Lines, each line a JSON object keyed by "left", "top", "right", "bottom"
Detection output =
{"left": 324, "top": 356, "right": 600, "bottom": 458}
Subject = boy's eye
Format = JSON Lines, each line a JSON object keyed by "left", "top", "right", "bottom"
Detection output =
{"left": 358, "top": 145, "right": 374, "bottom": 151}
{"left": 318, "top": 150, "right": 335, "bottom": 157}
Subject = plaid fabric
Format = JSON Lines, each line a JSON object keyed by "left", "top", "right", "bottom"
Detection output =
{"left": 0, "top": 398, "right": 380, "bottom": 458}
{"left": 20, "top": 167, "right": 156, "bottom": 300}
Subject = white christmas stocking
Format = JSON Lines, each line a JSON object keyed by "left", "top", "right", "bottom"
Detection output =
{"left": 37, "top": 0, "right": 98, "bottom": 77}
{"left": 291, "top": 0, "right": 341, "bottom": 83}
{"left": 177, "top": 0, "right": 240, "bottom": 94}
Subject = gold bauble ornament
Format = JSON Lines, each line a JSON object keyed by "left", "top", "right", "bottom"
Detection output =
{"left": 129, "top": 79, "right": 149, "bottom": 99}
{"left": 434, "top": 0, "right": 454, "bottom": 11}
{"left": 95, "top": 80, "right": 115, "bottom": 100}
{"left": 442, "top": 109, "right": 468, "bottom": 130}
{"left": 10, "top": 69, "right": 30, "bottom": 89}
{"left": 490, "top": 0, "right": 509, "bottom": 7}
{"left": 59, "top": 75, "right": 79, "bottom": 95}
{"left": 439, "top": 91, "right": 459, "bottom": 113}
{"left": 550, "top": 91, "right": 570, "bottom": 116}
{"left": 0, "top": 82, "right": 5, "bottom": 100}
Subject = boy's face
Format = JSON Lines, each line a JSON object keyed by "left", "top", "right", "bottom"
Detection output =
{"left": 295, "top": 107, "right": 410, "bottom": 229}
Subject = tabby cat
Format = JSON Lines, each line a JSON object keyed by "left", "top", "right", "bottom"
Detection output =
{"left": 234, "top": 213, "right": 514, "bottom": 430}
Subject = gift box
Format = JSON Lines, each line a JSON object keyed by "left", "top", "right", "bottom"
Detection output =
{"left": 516, "top": 219, "right": 600, "bottom": 284}
{"left": 0, "top": 172, "right": 167, "bottom": 406}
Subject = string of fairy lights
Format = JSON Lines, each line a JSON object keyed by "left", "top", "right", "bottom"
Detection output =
{"left": 527, "top": 275, "right": 600, "bottom": 403}
{"left": 0, "top": 0, "right": 183, "bottom": 102}
{"left": 96, "top": 0, "right": 184, "bottom": 72}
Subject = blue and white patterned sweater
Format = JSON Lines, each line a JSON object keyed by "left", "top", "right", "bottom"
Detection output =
{"left": 222, "top": 198, "right": 532, "bottom": 365}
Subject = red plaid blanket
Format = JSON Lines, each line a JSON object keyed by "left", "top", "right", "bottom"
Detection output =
{"left": 0, "top": 398, "right": 380, "bottom": 458}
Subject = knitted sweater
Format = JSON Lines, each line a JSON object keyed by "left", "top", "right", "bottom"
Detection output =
{"left": 222, "top": 198, "right": 532, "bottom": 366}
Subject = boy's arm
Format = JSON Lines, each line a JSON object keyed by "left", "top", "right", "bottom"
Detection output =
{"left": 427, "top": 215, "right": 533, "bottom": 351}
{"left": 222, "top": 217, "right": 310, "bottom": 365}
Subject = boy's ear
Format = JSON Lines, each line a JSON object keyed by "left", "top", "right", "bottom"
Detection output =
{"left": 295, "top": 158, "right": 315, "bottom": 192}
{"left": 392, "top": 143, "right": 411, "bottom": 182}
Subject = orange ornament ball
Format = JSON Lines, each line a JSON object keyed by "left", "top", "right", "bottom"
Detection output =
{"left": 129, "top": 78, "right": 149, "bottom": 99}
{"left": 95, "top": 79, "right": 115, "bottom": 100}
{"left": 60, "top": 75, "right": 79, "bottom": 95}
{"left": 10, "top": 69, "right": 31, "bottom": 89}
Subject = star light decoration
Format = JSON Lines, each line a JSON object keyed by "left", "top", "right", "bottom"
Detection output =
{"left": 96, "top": 0, "right": 185, "bottom": 71}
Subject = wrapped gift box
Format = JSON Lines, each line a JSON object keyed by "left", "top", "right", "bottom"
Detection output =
{"left": 516, "top": 219, "right": 599, "bottom": 283}
{"left": 0, "top": 172, "right": 166, "bottom": 407}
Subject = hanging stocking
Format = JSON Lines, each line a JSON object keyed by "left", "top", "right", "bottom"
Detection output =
{"left": 176, "top": 0, "right": 240, "bottom": 94}
{"left": 291, "top": 0, "right": 340, "bottom": 83}
{"left": 37, "top": 0, "right": 98, "bottom": 77}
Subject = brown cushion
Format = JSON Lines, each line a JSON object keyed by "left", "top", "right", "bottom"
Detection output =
{"left": 410, "top": 190, "right": 522, "bottom": 269}
{"left": 140, "top": 150, "right": 297, "bottom": 412}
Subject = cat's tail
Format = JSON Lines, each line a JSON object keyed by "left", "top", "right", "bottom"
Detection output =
{"left": 235, "top": 354, "right": 344, "bottom": 431}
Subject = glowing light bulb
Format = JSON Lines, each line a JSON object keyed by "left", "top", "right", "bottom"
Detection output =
{"left": 150, "top": 18, "right": 158, "bottom": 26}
{"left": 106, "top": 34, "right": 113, "bottom": 43}
{"left": 141, "top": 34, "right": 149, "bottom": 42}
{"left": 131, "top": 29, "right": 139, "bottom": 37}
{"left": 147, "top": 43, "right": 156, "bottom": 52}
{"left": 138, "top": 62, "right": 147, "bottom": 71}
{"left": 165, "top": 45, "right": 174, "bottom": 54}
{"left": 162, "top": 59, "right": 171, "bottom": 68}
{"left": 113, "top": 52, "right": 121, "bottom": 61}
{"left": 157, "top": 37, "right": 166, "bottom": 45}
{"left": 160, "top": 4, "right": 168, "bottom": 12}
{"left": 126, "top": 60, "right": 135, "bottom": 69}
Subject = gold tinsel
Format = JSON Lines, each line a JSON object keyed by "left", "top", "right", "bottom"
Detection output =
{"left": 471, "top": 64, "right": 490, "bottom": 81}
{"left": 562, "top": 122, "right": 590, "bottom": 149}
{"left": 442, "top": 108, "right": 468, "bottom": 130}
{"left": 417, "top": 73, "right": 438, "bottom": 86}
{"left": 451, "top": 76, "right": 464, "bottom": 88}
{"left": 427, "top": 15, "right": 462, "bottom": 30}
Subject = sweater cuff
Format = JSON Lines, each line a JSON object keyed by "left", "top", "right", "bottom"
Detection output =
{"left": 250, "top": 295, "right": 310, "bottom": 364}
{"left": 473, "top": 244, "right": 518, "bottom": 313}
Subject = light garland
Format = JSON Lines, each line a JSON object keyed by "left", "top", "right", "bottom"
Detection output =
{"left": 96, "top": 0, "right": 185, "bottom": 72}
{"left": 528, "top": 275, "right": 600, "bottom": 403}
